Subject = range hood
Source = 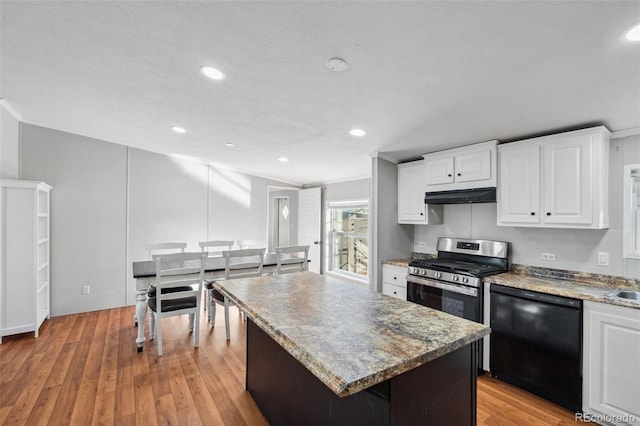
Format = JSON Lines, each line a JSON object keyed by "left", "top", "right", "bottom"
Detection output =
{"left": 424, "top": 187, "right": 497, "bottom": 204}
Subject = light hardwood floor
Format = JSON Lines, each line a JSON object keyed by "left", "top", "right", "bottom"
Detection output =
{"left": 0, "top": 305, "right": 583, "bottom": 425}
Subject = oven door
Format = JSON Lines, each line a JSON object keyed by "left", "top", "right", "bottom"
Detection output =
{"left": 406, "top": 276, "right": 480, "bottom": 322}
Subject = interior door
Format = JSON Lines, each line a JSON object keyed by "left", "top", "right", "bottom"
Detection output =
{"left": 298, "top": 188, "right": 322, "bottom": 273}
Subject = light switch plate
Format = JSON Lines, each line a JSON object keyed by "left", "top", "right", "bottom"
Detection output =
{"left": 417, "top": 242, "right": 427, "bottom": 248}
{"left": 597, "top": 252, "right": 609, "bottom": 266}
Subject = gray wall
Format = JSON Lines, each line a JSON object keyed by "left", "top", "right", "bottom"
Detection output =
{"left": 19, "top": 123, "right": 296, "bottom": 315}
{"left": 371, "top": 157, "right": 413, "bottom": 291}
{"left": 21, "top": 125, "right": 128, "bottom": 315}
{"left": 324, "top": 178, "right": 370, "bottom": 203}
{"left": 414, "top": 135, "right": 640, "bottom": 279}
{"left": 1, "top": 105, "right": 20, "bottom": 179}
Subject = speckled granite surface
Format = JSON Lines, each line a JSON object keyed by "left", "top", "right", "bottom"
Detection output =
{"left": 382, "top": 258, "right": 411, "bottom": 268}
{"left": 382, "top": 253, "right": 436, "bottom": 268}
{"left": 214, "top": 271, "right": 489, "bottom": 397}
{"left": 485, "top": 265, "right": 640, "bottom": 310}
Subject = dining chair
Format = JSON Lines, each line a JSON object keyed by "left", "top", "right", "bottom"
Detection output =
{"left": 145, "top": 242, "right": 187, "bottom": 260}
{"left": 209, "top": 248, "right": 265, "bottom": 340}
{"left": 148, "top": 251, "right": 204, "bottom": 356}
{"left": 237, "top": 239, "right": 267, "bottom": 249}
{"left": 199, "top": 240, "right": 234, "bottom": 320}
{"left": 275, "top": 245, "right": 310, "bottom": 274}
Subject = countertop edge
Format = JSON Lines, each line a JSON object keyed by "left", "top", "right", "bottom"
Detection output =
{"left": 485, "top": 272, "right": 640, "bottom": 310}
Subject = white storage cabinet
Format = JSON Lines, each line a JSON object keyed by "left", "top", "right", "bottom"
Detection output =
{"left": 498, "top": 126, "right": 610, "bottom": 229}
{"left": 397, "top": 160, "right": 443, "bottom": 225}
{"left": 381, "top": 264, "right": 408, "bottom": 300}
{"left": 583, "top": 301, "right": 640, "bottom": 425}
{"left": 423, "top": 140, "right": 498, "bottom": 191}
{"left": 0, "top": 180, "right": 52, "bottom": 343}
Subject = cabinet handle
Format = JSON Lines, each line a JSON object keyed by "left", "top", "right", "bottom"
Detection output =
{"left": 447, "top": 174, "right": 452, "bottom": 177}
{"left": 393, "top": 276, "right": 397, "bottom": 280}
{"left": 546, "top": 212, "right": 551, "bottom": 216}
{"left": 420, "top": 212, "right": 424, "bottom": 216}
{"left": 530, "top": 212, "right": 535, "bottom": 216}
{"left": 393, "top": 291, "right": 397, "bottom": 295}
{"left": 457, "top": 173, "right": 461, "bottom": 176}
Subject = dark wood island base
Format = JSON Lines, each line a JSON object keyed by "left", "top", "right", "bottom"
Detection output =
{"left": 246, "top": 320, "right": 478, "bottom": 426}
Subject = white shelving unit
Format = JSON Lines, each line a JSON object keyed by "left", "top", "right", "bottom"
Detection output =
{"left": 1, "top": 180, "right": 52, "bottom": 343}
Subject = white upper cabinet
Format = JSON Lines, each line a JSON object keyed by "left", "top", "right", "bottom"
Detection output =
{"left": 423, "top": 140, "right": 498, "bottom": 191}
{"left": 397, "top": 160, "right": 443, "bottom": 225}
{"left": 498, "top": 126, "right": 610, "bottom": 228}
{"left": 498, "top": 143, "right": 540, "bottom": 224}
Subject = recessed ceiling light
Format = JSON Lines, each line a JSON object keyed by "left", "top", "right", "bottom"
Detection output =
{"left": 326, "top": 57, "right": 348, "bottom": 72}
{"left": 201, "top": 66, "right": 226, "bottom": 80}
{"left": 225, "top": 143, "right": 236, "bottom": 147}
{"left": 278, "top": 157, "right": 289, "bottom": 162}
{"left": 349, "top": 128, "right": 367, "bottom": 137}
{"left": 622, "top": 22, "right": 640, "bottom": 42}
{"left": 171, "top": 126, "right": 186, "bottom": 134}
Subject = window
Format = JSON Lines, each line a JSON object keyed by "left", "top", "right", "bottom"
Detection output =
{"left": 328, "top": 201, "right": 368, "bottom": 279}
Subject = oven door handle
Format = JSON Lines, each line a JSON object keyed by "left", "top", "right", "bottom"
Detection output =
{"left": 407, "top": 276, "right": 478, "bottom": 297}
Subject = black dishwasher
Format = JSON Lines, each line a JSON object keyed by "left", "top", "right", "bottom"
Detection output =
{"left": 490, "top": 284, "right": 582, "bottom": 413}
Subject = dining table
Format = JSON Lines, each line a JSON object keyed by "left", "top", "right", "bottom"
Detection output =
{"left": 131, "top": 252, "right": 304, "bottom": 351}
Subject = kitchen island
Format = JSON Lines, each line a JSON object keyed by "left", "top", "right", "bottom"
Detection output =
{"left": 215, "top": 271, "right": 490, "bottom": 425}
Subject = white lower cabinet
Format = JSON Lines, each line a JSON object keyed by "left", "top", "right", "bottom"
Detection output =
{"left": 583, "top": 301, "right": 640, "bottom": 425}
{"left": 382, "top": 264, "right": 407, "bottom": 300}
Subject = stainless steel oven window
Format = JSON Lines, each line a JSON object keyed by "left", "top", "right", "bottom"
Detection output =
{"left": 327, "top": 201, "right": 369, "bottom": 280}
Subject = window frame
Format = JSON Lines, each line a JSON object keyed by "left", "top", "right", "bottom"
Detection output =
{"left": 326, "top": 200, "right": 369, "bottom": 281}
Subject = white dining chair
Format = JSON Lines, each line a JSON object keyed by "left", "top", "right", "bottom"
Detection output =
{"left": 148, "top": 251, "right": 204, "bottom": 356}
{"left": 275, "top": 245, "right": 310, "bottom": 274}
{"left": 209, "top": 248, "right": 265, "bottom": 340}
{"left": 199, "top": 240, "right": 234, "bottom": 320}
{"left": 145, "top": 242, "right": 187, "bottom": 260}
{"left": 237, "top": 239, "right": 267, "bottom": 249}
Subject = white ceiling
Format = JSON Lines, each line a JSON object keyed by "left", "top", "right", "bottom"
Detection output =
{"left": 2, "top": 1, "right": 639, "bottom": 186}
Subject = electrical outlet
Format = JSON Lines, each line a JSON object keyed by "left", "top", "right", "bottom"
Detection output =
{"left": 597, "top": 252, "right": 609, "bottom": 266}
{"left": 417, "top": 242, "right": 427, "bottom": 248}
{"left": 82, "top": 285, "right": 90, "bottom": 294}
{"left": 541, "top": 252, "right": 556, "bottom": 261}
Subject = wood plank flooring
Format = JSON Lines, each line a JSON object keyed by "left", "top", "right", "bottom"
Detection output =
{"left": 0, "top": 305, "right": 583, "bottom": 425}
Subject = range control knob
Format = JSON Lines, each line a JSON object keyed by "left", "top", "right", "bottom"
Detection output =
{"left": 421, "top": 270, "right": 427, "bottom": 276}
{"left": 452, "top": 275, "right": 459, "bottom": 281}
{"left": 461, "top": 277, "right": 469, "bottom": 284}
{"left": 434, "top": 271, "right": 442, "bottom": 278}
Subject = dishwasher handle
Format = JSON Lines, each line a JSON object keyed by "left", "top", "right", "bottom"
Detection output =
{"left": 490, "top": 284, "right": 581, "bottom": 309}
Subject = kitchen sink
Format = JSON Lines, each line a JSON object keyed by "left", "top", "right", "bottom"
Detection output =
{"left": 608, "top": 290, "right": 640, "bottom": 301}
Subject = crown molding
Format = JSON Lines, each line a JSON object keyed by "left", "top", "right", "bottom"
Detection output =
{"left": 611, "top": 127, "right": 640, "bottom": 139}
{"left": 0, "top": 99, "right": 23, "bottom": 121}
{"left": 369, "top": 151, "right": 399, "bottom": 163}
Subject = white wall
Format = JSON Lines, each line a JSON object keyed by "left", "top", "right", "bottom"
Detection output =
{"left": 1, "top": 104, "right": 20, "bottom": 179}
{"left": 19, "top": 124, "right": 296, "bottom": 315}
{"left": 414, "top": 135, "right": 640, "bottom": 279}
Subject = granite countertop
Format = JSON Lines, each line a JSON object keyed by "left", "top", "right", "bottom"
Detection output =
{"left": 382, "top": 258, "right": 411, "bottom": 268}
{"left": 214, "top": 271, "right": 489, "bottom": 397}
{"left": 485, "top": 267, "right": 640, "bottom": 310}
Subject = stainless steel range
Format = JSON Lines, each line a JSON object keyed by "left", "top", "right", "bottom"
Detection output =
{"left": 407, "top": 237, "right": 509, "bottom": 371}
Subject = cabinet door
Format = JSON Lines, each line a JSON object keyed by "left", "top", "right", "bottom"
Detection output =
{"left": 498, "top": 144, "right": 540, "bottom": 224}
{"left": 425, "top": 156, "right": 455, "bottom": 186}
{"left": 542, "top": 136, "right": 592, "bottom": 225}
{"left": 398, "top": 161, "right": 427, "bottom": 223}
{"left": 583, "top": 301, "right": 640, "bottom": 424}
{"left": 455, "top": 149, "right": 492, "bottom": 183}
